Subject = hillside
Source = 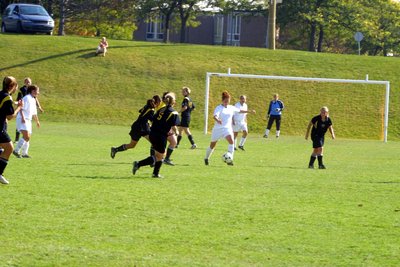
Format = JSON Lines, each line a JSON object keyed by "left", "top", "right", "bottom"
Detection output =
{"left": 0, "top": 34, "right": 399, "bottom": 140}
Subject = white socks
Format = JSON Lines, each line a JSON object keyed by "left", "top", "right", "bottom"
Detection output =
{"left": 205, "top": 147, "right": 214, "bottom": 159}
{"left": 239, "top": 137, "right": 246, "bottom": 147}
{"left": 276, "top": 130, "right": 280, "bottom": 137}
{"left": 22, "top": 141, "right": 30, "bottom": 156}
{"left": 14, "top": 139, "right": 30, "bottom": 156}
{"left": 264, "top": 129, "right": 270, "bottom": 136}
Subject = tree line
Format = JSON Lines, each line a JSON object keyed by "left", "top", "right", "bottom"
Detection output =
{"left": 1, "top": 0, "right": 399, "bottom": 55}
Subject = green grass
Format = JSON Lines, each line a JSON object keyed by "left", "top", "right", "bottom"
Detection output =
{"left": 1, "top": 122, "right": 399, "bottom": 266}
{"left": 0, "top": 34, "right": 399, "bottom": 139}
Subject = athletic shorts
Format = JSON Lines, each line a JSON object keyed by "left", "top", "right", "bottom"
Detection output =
{"left": 16, "top": 118, "right": 32, "bottom": 134}
{"left": 233, "top": 121, "right": 248, "bottom": 133}
{"left": 150, "top": 133, "right": 167, "bottom": 154}
{"left": 211, "top": 127, "right": 233, "bottom": 142}
{"left": 129, "top": 123, "right": 150, "bottom": 141}
{"left": 312, "top": 135, "right": 324, "bottom": 148}
{"left": 0, "top": 130, "right": 11, "bottom": 143}
{"left": 180, "top": 116, "right": 191, "bottom": 128}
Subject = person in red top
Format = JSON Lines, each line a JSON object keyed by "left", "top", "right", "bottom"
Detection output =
{"left": 96, "top": 37, "right": 109, "bottom": 57}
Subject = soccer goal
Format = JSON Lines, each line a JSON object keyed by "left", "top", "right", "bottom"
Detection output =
{"left": 204, "top": 69, "right": 390, "bottom": 142}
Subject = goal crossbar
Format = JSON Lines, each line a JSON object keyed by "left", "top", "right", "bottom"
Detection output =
{"left": 204, "top": 70, "right": 390, "bottom": 142}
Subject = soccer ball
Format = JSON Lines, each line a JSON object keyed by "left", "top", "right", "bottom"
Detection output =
{"left": 222, "top": 152, "right": 233, "bottom": 164}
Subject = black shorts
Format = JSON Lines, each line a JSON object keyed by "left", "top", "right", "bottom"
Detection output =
{"left": 0, "top": 130, "right": 11, "bottom": 143}
{"left": 150, "top": 132, "right": 167, "bottom": 154}
{"left": 312, "top": 135, "right": 324, "bottom": 148}
{"left": 129, "top": 123, "right": 150, "bottom": 141}
{"left": 179, "top": 116, "right": 190, "bottom": 128}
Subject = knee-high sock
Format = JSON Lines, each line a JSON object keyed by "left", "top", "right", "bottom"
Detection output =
{"left": 116, "top": 144, "right": 127, "bottom": 152}
{"left": 276, "top": 130, "right": 281, "bottom": 137}
{"left": 309, "top": 154, "right": 317, "bottom": 166}
{"left": 228, "top": 144, "right": 235, "bottom": 159}
{"left": 205, "top": 147, "right": 214, "bottom": 159}
{"left": 153, "top": 160, "right": 163, "bottom": 176}
{"left": 234, "top": 137, "right": 237, "bottom": 147}
{"left": 177, "top": 135, "right": 182, "bottom": 145}
{"left": 264, "top": 129, "right": 270, "bottom": 136}
{"left": 15, "top": 130, "right": 20, "bottom": 142}
{"left": 239, "top": 137, "right": 246, "bottom": 146}
{"left": 317, "top": 155, "right": 324, "bottom": 166}
{"left": 14, "top": 138, "right": 25, "bottom": 153}
{"left": 165, "top": 146, "right": 174, "bottom": 160}
{"left": 0, "top": 158, "right": 8, "bottom": 175}
{"left": 22, "top": 141, "right": 30, "bottom": 156}
{"left": 138, "top": 156, "right": 155, "bottom": 168}
{"left": 188, "top": 135, "right": 195, "bottom": 145}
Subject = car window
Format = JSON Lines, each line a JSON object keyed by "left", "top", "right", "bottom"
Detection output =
{"left": 13, "top": 6, "right": 19, "bottom": 14}
{"left": 3, "top": 7, "right": 11, "bottom": 16}
{"left": 19, "top": 6, "right": 49, "bottom": 16}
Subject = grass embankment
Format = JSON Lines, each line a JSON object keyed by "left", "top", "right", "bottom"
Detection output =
{"left": 0, "top": 34, "right": 399, "bottom": 139}
{"left": 0, "top": 122, "right": 399, "bottom": 266}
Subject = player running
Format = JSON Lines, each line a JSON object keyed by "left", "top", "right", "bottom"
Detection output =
{"left": 233, "top": 95, "right": 250, "bottom": 151}
{"left": 133, "top": 93, "right": 180, "bottom": 178}
{"left": 0, "top": 76, "right": 23, "bottom": 185}
{"left": 13, "top": 85, "right": 41, "bottom": 158}
{"left": 305, "top": 106, "right": 335, "bottom": 169}
{"left": 264, "top": 93, "right": 284, "bottom": 138}
{"left": 110, "top": 95, "right": 161, "bottom": 159}
{"left": 176, "top": 87, "right": 197, "bottom": 149}
{"left": 204, "top": 91, "right": 255, "bottom": 166}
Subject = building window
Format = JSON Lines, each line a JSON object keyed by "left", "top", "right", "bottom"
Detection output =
{"left": 214, "top": 15, "right": 224, "bottom": 45}
{"left": 227, "top": 13, "right": 241, "bottom": 46}
{"left": 146, "top": 15, "right": 164, "bottom": 41}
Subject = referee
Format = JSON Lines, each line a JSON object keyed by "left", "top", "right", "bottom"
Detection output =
{"left": 264, "top": 93, "right": 284, "bottom": 138}
{"left": 133, "top": 93, "right": 180, "bottom": 178}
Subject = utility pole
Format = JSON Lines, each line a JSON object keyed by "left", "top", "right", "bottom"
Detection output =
{"left": 267, "top": 0, "right": 277, "bottom": 50}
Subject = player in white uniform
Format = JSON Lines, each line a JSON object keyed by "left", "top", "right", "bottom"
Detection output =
{"left": 13, "top": 85, "right": 40, "bottom": 158}
{"left": 233, "top": 95, "right": 251, "bottom": 151}
{"left": 204, "top": 91, "right": 255, "bottom": 166}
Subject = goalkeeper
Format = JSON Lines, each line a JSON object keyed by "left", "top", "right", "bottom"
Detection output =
{"left": 263, "top": 94, "right": 284, "bottom": 138}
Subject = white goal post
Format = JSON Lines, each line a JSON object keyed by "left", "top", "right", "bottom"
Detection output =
{"left": 204, "top": 69, "right": 391, "bottom": 142}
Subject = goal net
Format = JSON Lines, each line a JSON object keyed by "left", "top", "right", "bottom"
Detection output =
{"left": 204, "top": 71, "right": 390, "bottom": 142}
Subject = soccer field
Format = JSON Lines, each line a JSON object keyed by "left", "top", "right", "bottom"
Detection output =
{"left": 1, "top": 122, "right": 399, "bottom": 266}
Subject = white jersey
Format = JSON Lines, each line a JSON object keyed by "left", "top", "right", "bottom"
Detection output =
{"left": 233, "top": 102, "right": 247, "bottom": 123}
{"left": 213, "top": 104, "right": 240, "bottom": 129}
{"left": 17, "top": 94, "right": 37, "bottom": 121}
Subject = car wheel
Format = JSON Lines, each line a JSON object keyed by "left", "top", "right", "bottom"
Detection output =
{"left": 1, "top": 23, "right": 6, "bottom": 33}
{"left": 16, "top": 22, "right": 23, "bottom": 33}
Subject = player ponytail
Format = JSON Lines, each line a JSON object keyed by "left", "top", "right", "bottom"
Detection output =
{"left": 2, "top": 76, "right": 17, "bottom": 92}
{"left": 146, "top": 98, "right": 156, "bottom": 109}
{"left": 222, "top": 91, "right": 230, "bottom": 101}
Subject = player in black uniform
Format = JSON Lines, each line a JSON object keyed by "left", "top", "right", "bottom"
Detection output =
{"left": 305, "top": 106, "right": 335, "bottom": 169}
{"left": 176, "top": 87, "right": 197, "bottom": 149}
{"left": 110, "top": 96, "right": 161, "bottom": 158}
{"left": 0, "top": 76, "right": 23, "bottom": 185}
{"left": 133, "top": 93, "right": 180, "bottom": 178}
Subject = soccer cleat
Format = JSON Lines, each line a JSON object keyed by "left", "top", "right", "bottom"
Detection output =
{"left": 132, "top": 161, "right": 139, "bottom": 175}
{"left": 110, "top": 147, "right": 117, "bottom": 159}
{"left": 175, "top": 145, "right": 178, "bottom": 149}
{"left": 319, "top": 165, "right": 326, "bottom": 169}
{"left": 263, "top": 134, "right": 268, "bottom": 138}
{"left": 308, "top": 165, "right": 314, "bottom": 169}
{"left": 152, "top": 174, "right": 164, "bottom": 178}
{"left": 276, "top": 136, "right": 279, "bottom": 138}
{"left": 0, "top": 175, "right": 9, "bottom": 185}
{"left": 163, "top": 159, "right": 175, "bottom": 166}
{"left": 0, "top": 148, "right": 4, "bottom": 155}
{"left": 13, "top": 151, "right": 21, "bottom": 158}
{"left": 21, "top": 154, "right": 31, "bottom": 158}
{"left": 234, "top": 147, "right": 238, "bottom": 151}
{"left": 191, "top": 144, "right": 197, "bottom": 149}
{"left": 204, "top": 159, "right": 209, "bottom": 166}
{"left": 227, "top": 161, "right": 234, "bottom": 166}
{"left": 238, "top": 146, "right": 245, "bottom": 151}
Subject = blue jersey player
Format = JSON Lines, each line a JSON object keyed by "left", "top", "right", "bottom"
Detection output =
{"left": 264, "top": 94, "right": 284, "bottom": 138}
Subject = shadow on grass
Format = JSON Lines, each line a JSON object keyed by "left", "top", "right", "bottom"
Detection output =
{"left": 70, "top": 175, "right": 157, "bottom": 180}
{"left": 67, "top": 162, "right": 131, "bottom": 166}
{"left": 0, "top": 44, "right": 179, "bottom": 72}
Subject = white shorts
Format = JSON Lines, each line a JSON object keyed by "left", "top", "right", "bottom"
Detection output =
{"left": 233, "top": 121, "right": 248, "bottom": 133}
{"left": 211, "top": 127, "right": 233, "bottom": 142}
{"left": 17, "top": 118, "right": 32, "bottom": 134}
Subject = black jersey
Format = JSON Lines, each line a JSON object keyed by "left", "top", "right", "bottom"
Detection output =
{"left": 135, "top": 104, "right": 155, "bottom": 125}
{"left": 311, "top": 115, "right": 332, "bottom": 137}
{"left": 17, "top": 86, "right": 28, "bottom": 102}
{"left": 0, "top": 91, "right": 15, "bottom": 132}
{"left": 151, "top": 105, "right": 180, "bottom": 136}
{"left": 181, "top": 97, "right": 195, "bottom": 118}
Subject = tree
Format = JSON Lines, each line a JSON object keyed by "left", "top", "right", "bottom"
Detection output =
{"left": 177, "top": 0, "right": 198, "bottom": 43}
